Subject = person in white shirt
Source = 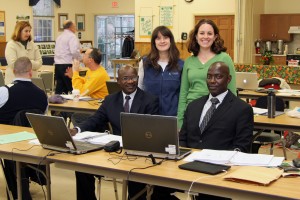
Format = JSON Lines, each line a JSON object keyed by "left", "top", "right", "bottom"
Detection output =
{"left": 54, "top": 20, "right": 81, "bottom": 94}
{"left": 5, "top": 21, "right": 42, "bottom": 85}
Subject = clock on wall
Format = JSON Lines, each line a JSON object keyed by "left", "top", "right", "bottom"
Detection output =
{"left": 185, "top": 0, "right": 193, "bottom": 2}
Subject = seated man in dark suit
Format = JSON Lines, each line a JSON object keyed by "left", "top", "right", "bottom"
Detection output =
{"left": 70, "top": 65, "right": 177, "bottom": 200}
{"left": 179, "top": 61, "right": 254, "bottom": 200}
{"left": 0, "top": 57, "right": 48, "bottom": 200}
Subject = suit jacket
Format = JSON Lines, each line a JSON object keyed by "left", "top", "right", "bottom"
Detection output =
{"left": 79, "top": 87, "right": 159, "bottom": 135}
{"left": 179, "top": 90, "right": 253, "bottom": 152}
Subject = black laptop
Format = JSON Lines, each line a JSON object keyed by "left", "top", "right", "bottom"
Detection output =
{"left": 26, "top": 113, "right": 104, "bottom": 154}
{"left": 120, "top": 113, "right": 191, "bottom": 160}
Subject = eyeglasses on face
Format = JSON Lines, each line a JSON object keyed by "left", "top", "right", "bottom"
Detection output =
{"left": 121, "top": 76, "right": 138, "bottom": 81}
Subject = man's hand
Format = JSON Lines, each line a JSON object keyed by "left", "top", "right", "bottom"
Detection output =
{"left": 65, "top": 67, "right": 73, "bottom": 78}
{"left": 69, "top": 128, "right": 78, "bottom": 136}
{"left": 72, "top": 59, "right": 80, "bottom": 72}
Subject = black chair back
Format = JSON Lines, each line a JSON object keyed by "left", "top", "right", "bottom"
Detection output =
{"left": 255, "top": 96, "right": 284, "bottom": 111}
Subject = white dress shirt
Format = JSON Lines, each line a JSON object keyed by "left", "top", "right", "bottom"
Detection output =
{"left": 199, "top": 90, "right": 228, "bottom": 124}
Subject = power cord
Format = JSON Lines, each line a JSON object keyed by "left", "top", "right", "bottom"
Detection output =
{"left": 186, "top": 170, "right": 228, "bottom": 200}
{"left": 126, "top": 155, "right": 167, "bottom": 199}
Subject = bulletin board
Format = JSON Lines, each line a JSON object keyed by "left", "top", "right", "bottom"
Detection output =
{"left": 0, "top": 11, "right": 5, "bottom": 42}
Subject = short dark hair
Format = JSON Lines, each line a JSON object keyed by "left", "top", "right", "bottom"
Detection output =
{"left": 187, "top": 19, "right": 227, "bottom": 56}
{"left": 63, "top": 20, "right": 74, "bottom": 29}
{"left": 89, "top": 48, "right": 102, "bottom": 64}
{"left": 14, "top": 57, "right": 32, "bottom": 75}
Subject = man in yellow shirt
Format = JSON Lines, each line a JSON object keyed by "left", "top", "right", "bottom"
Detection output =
{"left": 65, "top": 48, "right": 110, "bottom": 126}
{"left": 66, "top": 48, "right": 109, "bottom": 99}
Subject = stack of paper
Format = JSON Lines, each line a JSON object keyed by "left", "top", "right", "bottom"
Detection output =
{"left": 192, "top": 149, "right": 236, "bottom": 164}
{"left": 72, "top": 131, "right": 123, "bottom": 146}
{"left": 60, "top": 94, "right": 94, "bottom": 101}
{"left": 73, "top": 131, "right": 107, "bottom": 141}
{"left": 252, "top": 107, "right": 267, "bottom": 115}
{"left": 184, "top": 149, "right": 284, "bottom": 167}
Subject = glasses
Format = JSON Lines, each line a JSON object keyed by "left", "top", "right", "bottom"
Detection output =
{"left": 121, "top": 76, "right": 138, "bottom": 82}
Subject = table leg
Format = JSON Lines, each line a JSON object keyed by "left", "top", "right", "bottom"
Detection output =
{"left": 16, "top": 161, "right": 22, "bottom": 200}
{"left": 46, "top": 163, "right": 51, "bottom": 200}
{"left": 122, "top": 179, "right": 128, "bottom": 200}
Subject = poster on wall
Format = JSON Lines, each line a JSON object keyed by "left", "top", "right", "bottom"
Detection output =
{"left": 0, "top": 11, "right": 5, "bottom": 42}
{"left": 159, "top": 6, "right": 173, "bottom": 27}
{"left": 16, "top": 15, "right": 30, "bottom": 22}
{"left": 139, "top": 16, "right": 152, "bottom": 37}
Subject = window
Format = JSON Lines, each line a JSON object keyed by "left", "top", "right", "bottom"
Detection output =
{"left": 32, "top": 0, "right": 54, "bottom": 41}
{"left": 95, "top": 15, "right": 134, "bottom": 71}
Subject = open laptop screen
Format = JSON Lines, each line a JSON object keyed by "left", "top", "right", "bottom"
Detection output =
{"left": 120, "top": 113, "right": 181, "bottom": 158}
{"left": 235, "top": 72, "right": 258, "bottom": 90}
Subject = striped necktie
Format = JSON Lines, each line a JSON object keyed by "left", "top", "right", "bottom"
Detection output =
{"left": 199, "top": 97, "right": 219, "bottom": 133}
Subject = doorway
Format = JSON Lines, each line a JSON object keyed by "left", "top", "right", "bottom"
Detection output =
{"left": 95, "top": 15, "right": 134, "bottom": 71}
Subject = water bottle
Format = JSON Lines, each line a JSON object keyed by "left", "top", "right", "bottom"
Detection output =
{"left": 267, "top": 89, "right": 276, "bottom": 118}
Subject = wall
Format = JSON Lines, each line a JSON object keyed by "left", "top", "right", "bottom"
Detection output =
{"left": 0, "top": 0, "right": 32, "bottom": 41}
{"left": 264, "top": 0, "right": 300, "bottom": 14}
{"left": 0, "top": 0, "right": 134, "bottom": 44}
{"left": 134, "top": 0, "right": 235, "bottom": 43}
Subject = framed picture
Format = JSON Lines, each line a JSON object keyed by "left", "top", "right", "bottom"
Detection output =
{"left": 75, "top": 14, "right": 85, "bottom": 31}
{"left": 58, "top": 13, "right": 68, "bottom": 31}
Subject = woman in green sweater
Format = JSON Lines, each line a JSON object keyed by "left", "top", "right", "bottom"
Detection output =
{"left": 177, "top": 19, "right": 236, "bottom": 128}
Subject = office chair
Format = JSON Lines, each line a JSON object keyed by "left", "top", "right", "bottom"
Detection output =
{"left": 251, "top": 96, "right": 287, "bottom": 159}
{"left": 39, "top": 71, "right": 54, "bottom": 93}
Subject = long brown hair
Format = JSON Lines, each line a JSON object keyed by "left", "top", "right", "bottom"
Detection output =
{"left": 187, "top": 19, "right": 226, "bottom": 56}
{"left": 11, "top": 21, "right": 32, "bottom": 42}
{"left": 146, "top": 26, "right": 180, "bottom": 71}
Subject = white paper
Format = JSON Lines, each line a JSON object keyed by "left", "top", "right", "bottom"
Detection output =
{"left": 185, "top": 149, "right": 284, "bottom": 167}
{"left": 229, "top": 152, "right": 273, "bottom": 166}
{"left": 60, "top": 94, "right": 94, "bottom": 101}
{"left": 252, "top": 107, "right": 268, "bottom": 115}
{"left": 89, "top": 134, "right": 123, "bottom": 147}
{"left": 193, "top": 149, "right": 237, "bottom": 164}
{"left": 73, "top": 131, "right": 107, "bottom": 141}
{"left": 29, "top": 139, "right": 41, "bottom": 145}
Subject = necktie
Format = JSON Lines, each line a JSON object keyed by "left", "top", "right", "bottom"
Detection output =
{"left": 199, "top": 97, "right": 220, "bottom": 133}
{"left": 124, "top": 95, "right": 131, "bottom": 113}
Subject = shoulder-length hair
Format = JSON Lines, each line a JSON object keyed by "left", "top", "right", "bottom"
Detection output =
{"left": 11, "top": 21, "right": 32, "bottom": 42}
{"left": 187, "top": 19, "right": 227, "bottom": 56}
{"left": 146, "top": 26, "right": 180, "bottom": 72}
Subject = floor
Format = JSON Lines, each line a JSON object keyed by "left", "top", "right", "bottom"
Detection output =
{"left": 0, "top": 146, "right": 299, "bottom": 200}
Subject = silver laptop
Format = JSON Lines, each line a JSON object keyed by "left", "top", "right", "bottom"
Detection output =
{"left": 120, "top": 113, "right": 191, "bottom": 160}
{"left": 26, "top": 113, "right": 104, "bottom": 154}
{"left": 235, "top": 72, "right": 258, "bottom": 90}
{"left": 106, "top": 80, "right": 121, "bottom": 94}
{"left": 31, "top": 77, "right": 47, "bottom": 93}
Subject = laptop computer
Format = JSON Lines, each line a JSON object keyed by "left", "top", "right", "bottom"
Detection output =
{"left": 26, "top": 113, "right": 104, "bottom": 154}
{"left": 235, "top": 72, "right": 258, "bottom": 90}
{"left": 120, "top": 113, "right": 191, "bottom": 160}
{"left": 106, "top": 80, "right": 121, "bottom": 94}
{"left": 31, "top": 77, "right": 47, "bottom": 94}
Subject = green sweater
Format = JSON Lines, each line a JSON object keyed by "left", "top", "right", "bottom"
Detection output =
{"left": 177, "top": 52, "right": 237, "bottom": 128}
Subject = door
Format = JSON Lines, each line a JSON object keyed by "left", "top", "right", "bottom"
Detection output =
{"left": 195, "top": 15, "right": 234, "bottom": 60}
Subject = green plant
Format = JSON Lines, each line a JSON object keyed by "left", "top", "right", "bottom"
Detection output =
{"left": 260, "top": 51, "right": 274, "bottom": 64}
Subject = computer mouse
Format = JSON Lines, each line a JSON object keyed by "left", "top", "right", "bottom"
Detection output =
{"left": 292, "top": 158, "right": 300, "bottom": 168}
